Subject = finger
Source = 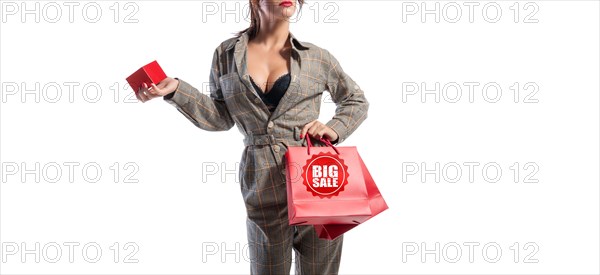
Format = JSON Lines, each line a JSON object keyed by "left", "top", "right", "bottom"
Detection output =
{"left": 134, "top": 89, "right": 142, "bottom": 101}
{"left": 322, "top": 128, "right": 337, "bottom": 141}
{"left": 148, "top": 83, "right": 159, "bottom": 95}
{"left": 139, "top": 92, "right": 147, "bottom": 102}
{"left": 139, "top": 83, "right": 148, "bottom": 94}
{"left": 139, "top": 88, "right": 150, "bottom": 102}
{"left": 143, "top": 83, "right": 155, "bottom": 99}
{"left": 324, "top": 129, "right": 337, "bottom": 142}
{"left": 145, "top": 83, "right": 153, "bottom": 92}
{"left": 136, "top": 84, "right": 146, "bottom": 100}
{"left": 316, "top": 125, "right": 328, "bottom": 140}
{"left": 143, "top": 91, "right": 150, "bottom": 101}
{"left": 301, "top": 119, "right": 317, "bottom": 138}
{"left": 157, "top": 81, "right": 167, "bottom": 89}
{"left": 315, "top": 126, "right": 330, "bottom": 140}
{"left": 307, "top": 123, "right": 325, "bottom": 139}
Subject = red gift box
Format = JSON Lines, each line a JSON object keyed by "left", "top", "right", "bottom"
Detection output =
{"left": 285, "top": 136, "right": 388, "bottom": 240}
{"left": 126, "top": 60, "right": 167, "bottom": 93}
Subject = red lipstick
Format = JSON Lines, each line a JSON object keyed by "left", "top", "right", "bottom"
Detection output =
{"left": 280, "top": 1, "right": 293, "bottom": 7}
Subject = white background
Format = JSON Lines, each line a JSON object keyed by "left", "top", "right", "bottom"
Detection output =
{"left": 1, "top": 1, "right": 599, "bottom": 274}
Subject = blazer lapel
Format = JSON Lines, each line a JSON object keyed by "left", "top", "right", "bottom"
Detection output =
{"left": 268, "top": 51, "right": 301, "bottom": 121}
{"left": 270, "top": 31, "right": 310, "bottom": 120}
{"left": 233, "top": 31, "right": 272, "bottom": 115}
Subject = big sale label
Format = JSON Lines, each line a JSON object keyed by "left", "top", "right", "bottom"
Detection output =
{"left": 301, "top": 152, "right": 349, "bottom": 198}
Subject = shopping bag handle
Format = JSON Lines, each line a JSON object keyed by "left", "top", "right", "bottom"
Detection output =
{"left": 305, "top": 134, "right": 340, "bottom": 155}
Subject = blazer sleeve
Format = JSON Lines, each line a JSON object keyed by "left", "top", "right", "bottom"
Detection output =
{"left": 163, "top": 49, "right": 235, "bottom": 131}
{"left": 323, "top": 49, "right": 370, "bottom": 144}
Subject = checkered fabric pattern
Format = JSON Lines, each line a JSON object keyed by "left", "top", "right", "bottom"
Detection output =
{"left": 163, "top": 29, "right": 369, "bottom": 274}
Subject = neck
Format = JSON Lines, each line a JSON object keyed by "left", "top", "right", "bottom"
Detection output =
{"left": 252, "top": 17, "right": 290, "bottom": 51}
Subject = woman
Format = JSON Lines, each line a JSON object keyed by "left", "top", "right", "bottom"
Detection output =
{"left": 136, "top": 0, "right": 369, "bottom": 273}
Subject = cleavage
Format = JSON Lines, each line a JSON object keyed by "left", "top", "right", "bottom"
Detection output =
{"left": 250, "top": 72, "right": 290, "bottom": 94}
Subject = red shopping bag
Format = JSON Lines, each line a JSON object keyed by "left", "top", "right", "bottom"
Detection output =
{"left": 314, "top": 151, "right": 388, "bottom": 240}
{"left": 285, "top": 135, "right": 388, "bottom": 239}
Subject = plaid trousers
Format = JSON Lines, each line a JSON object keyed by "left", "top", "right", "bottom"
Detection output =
{"left": 164, "top": 29, "right": 369, "bottom": 274}
{"left": 241, "top": 133, "right": 344, "bottom": 274}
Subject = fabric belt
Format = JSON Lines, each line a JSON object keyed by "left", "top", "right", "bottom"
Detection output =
{"left": 243, "top": 133, "right": 296, "bottom": 146}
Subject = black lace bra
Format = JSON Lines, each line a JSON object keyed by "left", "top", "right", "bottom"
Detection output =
{"left": 249, "top": 73, "right": 291, "bottom": 113}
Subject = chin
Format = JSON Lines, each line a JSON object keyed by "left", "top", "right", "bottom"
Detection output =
{"left": 278, "top": 7, "right": 296, "bottom": 18}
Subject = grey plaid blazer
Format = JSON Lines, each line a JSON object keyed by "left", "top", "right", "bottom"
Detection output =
{"left": 163, "top": 29, "right": 369, "bottom": 213}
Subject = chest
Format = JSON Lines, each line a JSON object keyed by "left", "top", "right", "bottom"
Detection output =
{"left": 246, "top": 44, "right": 291, "bottom": 93}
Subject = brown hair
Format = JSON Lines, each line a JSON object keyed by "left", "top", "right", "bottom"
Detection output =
{"left": 235, "top": 0, "right": 305, "bottom": 40}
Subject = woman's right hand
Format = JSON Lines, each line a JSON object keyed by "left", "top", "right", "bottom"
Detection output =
{"left": 136, "top": 77, "right": 179, "bottom": 103}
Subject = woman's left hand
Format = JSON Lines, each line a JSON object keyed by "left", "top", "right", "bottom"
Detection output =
{"left": 300, "top": 119, "right": 339, "bottom": 143}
